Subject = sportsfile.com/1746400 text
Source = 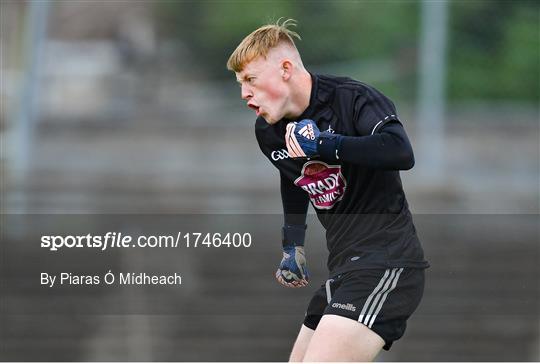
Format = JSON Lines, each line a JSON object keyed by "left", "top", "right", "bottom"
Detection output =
{"left": 40, "top": 232, "right": 253, "bottom": 251}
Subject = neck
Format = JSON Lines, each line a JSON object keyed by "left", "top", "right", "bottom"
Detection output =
{"left": 284, "top": 69, "right": 312, "bottom": 120}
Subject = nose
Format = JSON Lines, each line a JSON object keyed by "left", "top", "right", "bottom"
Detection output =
{"left": 241, "top": 83, "right": 252, "bottom": 100}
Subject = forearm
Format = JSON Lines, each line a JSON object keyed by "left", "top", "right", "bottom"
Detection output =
{"left": 278, "top": 173, "right": 310, "bottom": 287}
{"left": 319, "top": 122, "right": 415, "bottom": 170}
{"left": 280, "top": 172, "right": 309, "bottom": 226}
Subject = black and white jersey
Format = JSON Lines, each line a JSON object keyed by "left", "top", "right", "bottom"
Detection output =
{"left": 255, "top": 73, "right": 429, "bottom": 276}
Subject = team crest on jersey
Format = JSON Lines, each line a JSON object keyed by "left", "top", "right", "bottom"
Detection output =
{"left": 294, "top": 161, "right": 346, "bottom": 210}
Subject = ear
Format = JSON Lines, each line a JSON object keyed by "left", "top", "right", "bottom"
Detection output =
{"left": 281, "top": 60, "right": 293, "bottom": 81}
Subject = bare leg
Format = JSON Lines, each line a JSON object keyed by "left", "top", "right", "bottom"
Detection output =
{"left": 289, "top": 324, "right": 315, "bottom": 362}
{"left": 302, "top": 314, "right": 384, "bottom": 362}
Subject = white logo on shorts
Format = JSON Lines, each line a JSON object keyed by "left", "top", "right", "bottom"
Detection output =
{"left": 332, "top": 302, "right": 357, "bottom": 312}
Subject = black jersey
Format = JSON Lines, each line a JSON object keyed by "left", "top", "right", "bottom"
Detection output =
{"left": 255, "top": 73, "right": 429, "bottom": 276}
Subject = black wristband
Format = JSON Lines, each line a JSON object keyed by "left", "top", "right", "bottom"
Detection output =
{"left": 317, "top": 132, "right": 343, "bottom": 163}
{"left": 282, "top": 224, "right": 307, "bottom": 247}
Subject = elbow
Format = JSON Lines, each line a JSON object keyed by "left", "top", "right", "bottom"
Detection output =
{"left": 403, "top": 153, "right": 415, "bottom": 170}
{"left": 384, "top": 130, "right": 415, "bottom": 170}
{"left": 399, "top": 147, "right": 415, "bottom": 170}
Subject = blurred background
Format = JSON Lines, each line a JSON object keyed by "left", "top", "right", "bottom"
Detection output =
{"left": 1, "top": 0, "right": 539, "bottom": 361}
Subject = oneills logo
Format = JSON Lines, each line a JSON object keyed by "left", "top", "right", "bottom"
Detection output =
{"left": 332, "top": 302, "right": 357, "bottom": 312}
{"left": 294, "top": 161, "right": 346, "bottom": 210}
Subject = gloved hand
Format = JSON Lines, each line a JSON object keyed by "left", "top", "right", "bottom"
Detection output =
{"left": 285, "top": 119, "right": 343, "bottom": 161}
{"left": 276, "top": 245, "right": 309, "bottom": 287}
{"left": 276, "top": 224, "right": 309, "bottom": 288}
{"left": 285, "top": 119, "right": 320, "bottom": 158}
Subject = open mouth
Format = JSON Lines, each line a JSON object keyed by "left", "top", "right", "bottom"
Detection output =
{"left": 248, "top": 104, "right": 261, "bottom": 115}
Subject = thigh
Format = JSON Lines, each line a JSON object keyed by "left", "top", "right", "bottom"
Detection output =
{"left": 302, "top": 314, "right": 384, "bottom": 362}
{"left": 299, "top": 268, "right": 425, "bottom": 360}
{"left": 289, "top": 324, "right": 315, "bottom": 362}
{"left": 324, "top": 268, "right": 425, "bottom": 351}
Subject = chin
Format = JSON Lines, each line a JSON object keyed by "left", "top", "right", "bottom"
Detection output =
{"left": 263, "top": 113, "right": 280, "bottom": 125}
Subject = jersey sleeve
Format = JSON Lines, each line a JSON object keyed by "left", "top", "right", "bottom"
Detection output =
{"left": 280, "top": 171, "right": 309, "bottom": 226}
{"left": 338, "top": 121, "right": 415, "bottom": 170}
{"left": 352, "top": 88, "right": 402, "bottom": 136}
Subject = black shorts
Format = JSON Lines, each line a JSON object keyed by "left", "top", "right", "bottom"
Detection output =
{"left": 303, "top": 268, "right": 425, "bottom": 350}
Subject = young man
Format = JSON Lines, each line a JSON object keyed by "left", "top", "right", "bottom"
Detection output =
{"left": 227, "top": 19, "right": 429, "bottom": 362}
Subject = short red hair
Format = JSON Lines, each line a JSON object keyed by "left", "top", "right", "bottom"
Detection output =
{"left": 227, "top": 18, "right": 301, "bottom": 73}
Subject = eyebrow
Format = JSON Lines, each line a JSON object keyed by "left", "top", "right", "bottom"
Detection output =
{"left": 236, "top": 74, "right": 254, "bottom": 84}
